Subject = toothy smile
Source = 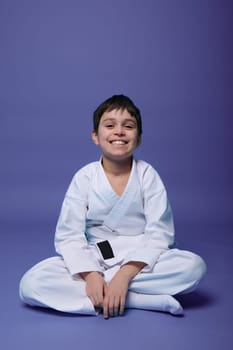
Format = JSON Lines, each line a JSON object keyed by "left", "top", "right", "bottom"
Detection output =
{"left": 110, "top": 140, "right": 128, "bottom": 145}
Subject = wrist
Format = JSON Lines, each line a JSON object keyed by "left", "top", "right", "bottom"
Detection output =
{"left": 120, "top": 262, "right": 146, "bottom": 278}
{"left": 80, "top": 271, "right": 103, "bottom": 281}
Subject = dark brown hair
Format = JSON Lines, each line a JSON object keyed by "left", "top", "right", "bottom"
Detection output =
{"left": 93, "top": 95, "right": 142, "bottom": 136}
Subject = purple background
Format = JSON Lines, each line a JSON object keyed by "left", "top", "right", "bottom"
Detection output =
{"left": 1, "top": 0, "right": 232, "bottom": 226}
{"left": 0, "top": 1, "right": 232, "bottom": 349}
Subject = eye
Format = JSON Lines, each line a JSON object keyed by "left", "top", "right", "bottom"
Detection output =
{"left": 105, "top": 124, "right": 114, "bottom": 128}
{"left": 125, "top": 124, "right": 135, "bottom": 129}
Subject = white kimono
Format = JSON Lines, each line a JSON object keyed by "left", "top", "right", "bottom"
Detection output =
{"left": 19, "top": 159, "right": 206, "bottom": 315}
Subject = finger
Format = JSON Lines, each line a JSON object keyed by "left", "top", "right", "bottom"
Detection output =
{"left": 114, "top": 306, "right": 119, "bottom": 317}
{"left": 94, "top": 285, "right": 105, "bottom": 306}
{"left": 89, "top": 296, "right": 96, "bottom": 307}
{"left": 103, "top": 298, "right": 109, "bottom": 319}
{"left": 113, "top": 297, "right": 120, "bottom": 317}
{"left": 109, "top": 309, "right": 114, "bottom": 317}
{"left": 94, "top": 300, "right": 102, "bottom": 307}
{"left": 119, "top": 295, "right": 125, "bottom": 316}
{"left": 95, "top": 294, "right": 104, "bottom": 307}
{"left": 106, "top": 297, "right": 115, "bottom": 318}
{"left": 103, "top": 283, "right": 108, "bottom": 297}
{"left": 89, "top": 293, "right": 101, "bottom": 307}
{"left": 108, "top": 303, "right": 114, "bottom": 317}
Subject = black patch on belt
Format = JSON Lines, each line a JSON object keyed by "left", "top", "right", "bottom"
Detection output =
{"left": 97, "top": 240, "right": 114, "bottom": 260}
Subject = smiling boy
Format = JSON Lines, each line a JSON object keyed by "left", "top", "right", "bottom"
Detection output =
{"left": 19, "top": 95, "right": 206, "bottom": 318}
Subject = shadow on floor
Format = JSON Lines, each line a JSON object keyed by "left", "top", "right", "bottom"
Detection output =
{"left": 176, "top": 289, "right": 216, "bottom": 309}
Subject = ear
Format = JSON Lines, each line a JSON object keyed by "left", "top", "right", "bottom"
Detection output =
{"left": 92, "top": 131, "right": 99, "bottom": 145}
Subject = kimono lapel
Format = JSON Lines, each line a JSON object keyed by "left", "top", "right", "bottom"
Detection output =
{"left": 102, "top": 159, "right": 141, "bottom": 232}
{"left": 95, "top": 160, "right": 119, "bottom": 205}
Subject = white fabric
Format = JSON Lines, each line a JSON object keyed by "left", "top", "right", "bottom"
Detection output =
{"left": 125, "top": 292, "right": 184, "bottom": 315}
{"left": 19, "top": 159, "right": 207, "bottom": 315}
{"left": 54, "top": 159, "right": 175, "bottom": 275}
{"left": 19, "top": 248, "right": 205, "bottom": 315}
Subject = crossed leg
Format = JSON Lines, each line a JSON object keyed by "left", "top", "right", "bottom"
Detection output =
{"left": 19, "top": 249, "right": 206, "bottom": 315}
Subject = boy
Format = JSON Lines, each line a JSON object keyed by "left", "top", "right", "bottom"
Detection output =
{"left": 19, "top": 95, "right": 206, "bottom": 318}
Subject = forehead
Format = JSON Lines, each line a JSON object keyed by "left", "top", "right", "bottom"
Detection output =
{"left": 100, "top": 108, "right": 136, "bottom": 122}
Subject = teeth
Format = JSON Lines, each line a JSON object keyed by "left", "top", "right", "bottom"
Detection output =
{"left": 111, "top": 141, "right": 126, "bottom": 145}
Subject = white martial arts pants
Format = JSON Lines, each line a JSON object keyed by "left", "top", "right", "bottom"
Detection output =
{"left": 19, "top": 249, "right": 206, "bottom": 315}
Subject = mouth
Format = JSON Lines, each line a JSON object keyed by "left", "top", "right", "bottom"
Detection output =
{"left": 110, "top": 140, "right": 128, "bottom": 145}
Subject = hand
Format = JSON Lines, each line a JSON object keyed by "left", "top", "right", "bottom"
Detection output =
{"left": 103, "top": 261, "right": 146, "bottom": 319}
{"left": 103, "top": 272, "right": 130, "bottom": 319}
{"left": 80, "top": 271, "right": 107, "bottom": 308}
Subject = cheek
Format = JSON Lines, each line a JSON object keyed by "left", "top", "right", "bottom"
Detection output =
{"left": 98, "top": 129, "right": 109, "bottom": 140}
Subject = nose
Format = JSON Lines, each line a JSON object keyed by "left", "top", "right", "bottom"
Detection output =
{"left": 114, "top": 125, "right": 125, "bottom": 136}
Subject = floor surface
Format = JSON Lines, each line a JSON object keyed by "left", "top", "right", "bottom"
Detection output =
{"left": 1, "top": 219, "right": 232, "bottom": 350}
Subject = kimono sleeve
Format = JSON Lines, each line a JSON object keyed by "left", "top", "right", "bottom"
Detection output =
{"left": 123, "top": 164, "right": 175, "bottom": 272}
{"left": 54, "top": 168, "right": 102, "bottom": 276}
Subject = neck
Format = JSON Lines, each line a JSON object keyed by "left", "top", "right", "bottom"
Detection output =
{"left": 102, "top": 156, "right": 133, "bottom": 176}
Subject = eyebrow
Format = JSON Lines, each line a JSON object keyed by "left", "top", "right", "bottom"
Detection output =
{"left": 102, "top": 118, "right": 136, "bottom": 124}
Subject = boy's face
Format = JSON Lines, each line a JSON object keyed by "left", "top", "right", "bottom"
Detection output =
{"left": 92, "top": 108, "right": 141, "bottom": 163}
